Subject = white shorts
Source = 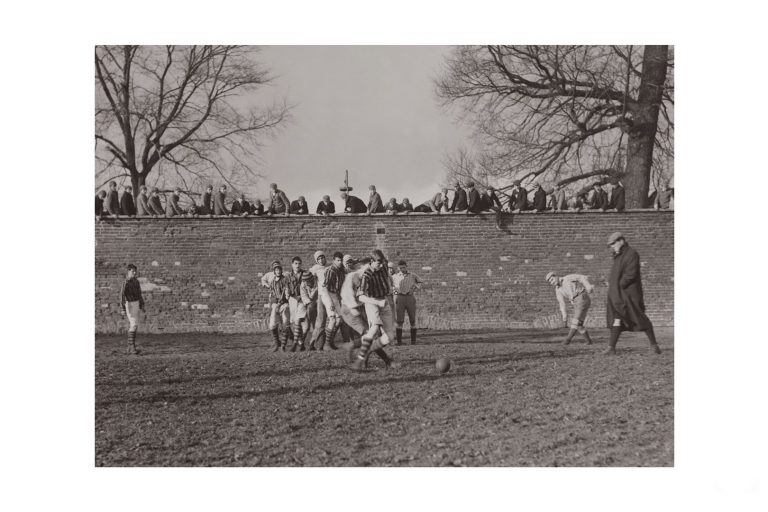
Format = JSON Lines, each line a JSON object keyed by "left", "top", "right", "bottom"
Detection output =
{"left": 321, "top": 292, "right": 342, "bottom": 319}
{"left": 288, "top": 297, "right": 307, "bottom": 322}
{"left": 364, "top": 300, "right": 394, "bottom": 336}
{"left": 125, "top": 300, "right": 141, "bottom": 330}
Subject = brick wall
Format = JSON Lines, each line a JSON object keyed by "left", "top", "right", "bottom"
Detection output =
{"left": 95, "top": 211, "right": 673, "bottom": 333}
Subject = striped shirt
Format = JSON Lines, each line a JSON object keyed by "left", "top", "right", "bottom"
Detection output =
{"left": 360, "top": 266, "right": 391, "bottom": 300}
{"left": 119, "top": 278, "right": 144, "bottom": 311}
{"left": 392, "top": 271, "right": 423, "bottom": 295}
{"left": 269, "top": 275, "right": 289, "bottom": 305}
{"left": 285, "top": 270, "right": 304, "bottom": 297}
{"left": 324, "top": 265, "right": 345, "bottom": 294}
{"left": 300, "top": 280, "right": 318, "bottom": 305}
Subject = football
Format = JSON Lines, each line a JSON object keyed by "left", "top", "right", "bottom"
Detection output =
{"left": 435, "top": 357, "right": 451, "bottom": 374}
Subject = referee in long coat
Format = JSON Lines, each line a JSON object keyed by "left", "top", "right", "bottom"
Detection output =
{"left": 605, "top": 232, "right": 661, "bottom": 355}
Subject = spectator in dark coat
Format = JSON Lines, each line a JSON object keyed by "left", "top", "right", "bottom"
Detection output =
{"left": 120, "top": 186, "right": 136, "bottom": 216}
{"left": 252, "top": 199, "right": 265, "bottom": 215}
{"left": 384, "top": 197, "right": 400, "bottom": 214}
{"left": 231, "top": 194, "right": 253, "bottom": 216}
{"left": 148, "top": 188, "right": 164, "bottom": 216}
{"left": 341, "top": 192, "right": 367, "bottom": 213}
{"left": 290, "top": 196, "right": 309, "bottom": 215}
{"left": 479, "top": 187, "right": 503, "bottom": 212}
{"left": 607, "top": 179, "right": 626, "bottom": 212}
{"left": 415, "top": 188, "right": 450, "bottom": 213}
{"left": 95, "top": 190, "right": 107, "bottom": 217}
{"left": 166, "top": 188, "right": 186, "bottom": 217}
{"left": 199, "top": 185, "right": 213, "bottom": 215}
{"left": 400, "top": 198, "right": 414, "bottom": 213}
{"left": 367, "top": 185, "right": 385, "bottom": 214}
{"left": 136, "top": 186, "right": 151, "bottom": 216}
{"left": 212, "top": 185, "right": 230, "bottom": 215}
{"left": 466, "top": 182, "right": 483, "bottom": 214}
{"left": 106, "top": 181, "right": 120, "bottom": 216}
{"left": 507, "top": 180, "right": 528, "bottom": 212}
{"left": 450, "top": 182, "right": 468, "bottom": 212}
{"left": 316, "top": 195, "right": 335, "bottom": 215}
{"left": 531, "top": 183, "right": 548, "bottom": 212}
{"left": 604, "top": 232, "right": 661, "bottom": 355}
{"left": 588, "top": 182, "right": 608, "bottom": 210}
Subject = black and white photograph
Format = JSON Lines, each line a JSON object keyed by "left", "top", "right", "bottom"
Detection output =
{"left": 5, "top": 1, "right": 768, "bottom": 511}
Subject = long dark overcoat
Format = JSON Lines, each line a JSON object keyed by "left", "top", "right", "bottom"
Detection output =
{"left": 606, "top": 243, "right": 653, "bottom": 331}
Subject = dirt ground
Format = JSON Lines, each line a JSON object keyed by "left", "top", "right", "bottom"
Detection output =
{"left": 95, "top": 327, "right": 673, "bottom": 467}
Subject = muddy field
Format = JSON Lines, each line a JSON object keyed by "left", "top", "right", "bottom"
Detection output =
{"left": 95, "top": 327, "right": 673, "bottom": 466}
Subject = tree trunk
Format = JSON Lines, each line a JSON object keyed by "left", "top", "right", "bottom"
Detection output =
{"left": 130, "top": 172, "right": 144, "bottom": 200}
{"left": 624, "top": 45, "right": 668, "bottom": 208}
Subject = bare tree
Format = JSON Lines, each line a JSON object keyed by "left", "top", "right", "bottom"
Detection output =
{"left": 95, "top": 45, "right": 290, "bottom": 197}
{"left": 436, "top": 45, "right": 673, "bottom": 207}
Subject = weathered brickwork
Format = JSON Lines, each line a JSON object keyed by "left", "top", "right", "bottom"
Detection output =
{"left": 95, "top": 211, "right": 673, "bottom": 333}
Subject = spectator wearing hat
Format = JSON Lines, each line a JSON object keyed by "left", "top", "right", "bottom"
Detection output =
{"left": 308, "top": 251, "right": 332, "bottom": 350}
{"left": 392, "top": 260, "right": 424, "bottom": 345}
{"left": 119, "top": 185, "right": 136, "bottom": 217}
{"left": 106, "top": 181, "right": 120, "bottom": 216}
{"left": 507, "top": 180, "right": 528, "bottom": 212}
{"left": 230, "top": 194, "right": 252, "bottom": 216}
{"left": 199, "top": 185, "right": 213, "bottom": 215}
{"left": 341, "top": 192, "right": 367, "bottom": 214}
{"left": 367, "top": 185, "right": 385, "bottom": 214}
{"left": 415, "top": 187, "right": 450, "bottom": 213}
{"left": 466, "top": 182, "right": 483, "bottom": 214}
{"left": 546, "top": 271, "right": 595, "bottom": 345}
{"left": 266, "top": 261, "right": 291, "bottom": 352}
{"left": 316, "top": 195, "right": 336, "bottom": 215}
{"left": 289, "top": 195, "right": 309, "bottom": 215}
{"left": 252, "top": 199, "right": 265, "bottom": 215}
{"left": 604, "top": 232, "right": 662, "bottom": 355}
{"left": 213, "top": 185, "right": 230, "bottom": 216}
{"left": 400, "top": 197, "right": 414, "bottom": 213}
{"left": 165, "top": 188, "right": 186, "bottom": 217}
{"left": 147, "top": 188, "right": 164, "bottom": 216}
{"left": 531, "top": 183, "right": 548, "bottom": 212}
{"left": 450, "top": 182, "right": 468, "bottom": 212}
{"left": 606, "top": 178, "right": 626, "bottom": 212}
{"left": 136, "top": 186, "right": 151, "bottom": 216}
{"left": 549, "top": 184, "right": 568, "bottom": 212}
{"left": 479, "top": 187, "right": 503, "bottom": 212}
{"left": 267, "top": 183, "right": 290, "bottom": 216}
{"left": 384, "top": 197, "right": 401, "bottom": 214}
{"left": 95, "top": 190, "right": 107, "bottom": 218}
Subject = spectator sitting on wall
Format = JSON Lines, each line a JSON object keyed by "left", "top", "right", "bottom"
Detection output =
{"left": 479, "top": 186, "right": 503, "bottom": 212}
{"left": 400, "top": 197, "right": 413, "bottom": 213}
{"left": 106, "top": 181, "right": 120, "bottom": 217}
{"left": 316, "top": 195, "right": 335, "bottom": 215}
{"left": 587, "top": 182, "right": 608, "bottom": 210}
{"left": 414, "top": 187, "right": 449, "bottom": 213}
{"left": 654, "top": 182, "right": 673, "bottom": 210}
{"left": 290, "top": 195, "right": 309, "bottom": 215}
{"left": 252, "top": 198, "right": 265, "bottom": 215}
{"left": 268, "top": 183, "right": 290, "bottom": 216}
{"left": 531, "top": 183, "right": 548, "bottom": 212}
{"left": 95, "top": 190, "right": 107, "bottom": 218}
{"left": 367, "top": 185, "right": 385, "bottom": 214}
{"left": 567, "top": 194, "right": 584, "bottom": 212}
{"left": 506, "top": 180, "right": 528, "bottom": 212}
{"left": 606, "top": 178, "right": 626, "bottom": 212}
{"left": 213, "top": 185, "right": 230, "bottom": 216}
{"left": 120, "top": 185, "right": 136, "bottom": 217}
{"left": 466, "top": 182, "right": 483, "bottom": 214}
{"left": 231, "top": 194, "right": 253, "bottom": 216}
{"left": 166, "top": 187, "right": 186, "bottom": 217}
{"left": 341, "top": 192, "right": 367, "bottom": 213}
{"left": 200, "top": 185, "right": 213, "bottom": 216}
{"left": 148, "top": 187, "right": 164, "bottom": 216}
{"left": 450, "top": 181, "right": 468, "bottom": 212}
{"left": 549, "top": 184, "right": 568, "bottom": 212}
{"left": 136, "top": 185, "right": 151, "bottom": 216}
{"left": 385, "top": 197, "right": 400, "bottom": 214}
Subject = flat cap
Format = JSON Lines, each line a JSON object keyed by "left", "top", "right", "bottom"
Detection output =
{"left": 606, "top": 232, "right": 624, "bottom": 245}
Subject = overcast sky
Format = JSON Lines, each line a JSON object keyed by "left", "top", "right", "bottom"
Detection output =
{"left": 254, "top": 46, "right": 472, "bottom": 208}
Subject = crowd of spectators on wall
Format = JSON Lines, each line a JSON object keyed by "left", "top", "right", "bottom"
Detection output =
{"left": 95, "top": 178, "right": 674, "bottom": 219}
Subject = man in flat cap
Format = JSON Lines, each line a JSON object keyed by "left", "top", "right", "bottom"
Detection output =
{"left": 507, "top": 180, "right": 528, "bottom": 212}
{"left": 546, "top": 271, "right": 595, "bottom": 345}
{"left": 450, "top": 181, "right": 468, "bottom": 213}
{"left": 605, "top": 232, "right": 662, "bottom": 355}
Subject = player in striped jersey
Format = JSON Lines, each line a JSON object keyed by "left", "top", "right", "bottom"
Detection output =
{"left": 351, "top": 249, "right": 395, "bottom": 371}
{"left": 321, "top": 252, "right": 346, "bottom": 349}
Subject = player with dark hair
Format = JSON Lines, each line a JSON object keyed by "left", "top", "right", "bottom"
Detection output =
{"left": 604, "top": 232, "right": 662, "bottom": 355}
{"left": 351, "top": 249, "right": 394, "bottom": 371}
{"left": 308, "top": 251, "right": 332, "bottom": 350}
{"left": 119, "top": 264, "right": 145, "bottom": 355}
{"left": 286, "top": 256, "right": 308, "bottom": 351}
{"left": 321, "top": 251, "right": 346, "bottom": 349}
